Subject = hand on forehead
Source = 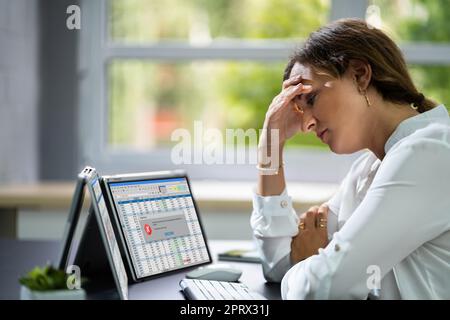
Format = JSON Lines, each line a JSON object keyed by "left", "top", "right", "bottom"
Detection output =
{"left": 289, "top": 62, "right": 335, "bottom": 89}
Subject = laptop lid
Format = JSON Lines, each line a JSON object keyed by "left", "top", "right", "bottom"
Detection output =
{"left": 102, "top": 170, "right": 212, "bottom": 282}
{"left": 84, "top": 167, "right": 129, "bottom": 300}
{"left": 58, "top": 168, "right": 89, "bottom": 271}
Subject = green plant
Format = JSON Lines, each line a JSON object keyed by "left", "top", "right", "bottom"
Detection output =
{"left": 19, "top": 264, "right": 73, "bottom": 291}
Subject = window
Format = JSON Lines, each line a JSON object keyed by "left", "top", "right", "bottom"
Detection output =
{"left": 370, "top": 0, "right": 450, "bottom": 43}
{"left": 108, "top": 0, "right": 330, "bottom": 42}
{"left": 369, "top": 0, "right": 450, "bottom": 110}
{"left": 108, "top": 60, "right": 287, "bottom": 150}
{"left": 409, "top": 65, "right": 450, "bottom": 110}
{"left": 106, "top": 0, "right": 331, "bottom": 152}
{"left": 79, "top": 0, "right": 450, "bottom": 181}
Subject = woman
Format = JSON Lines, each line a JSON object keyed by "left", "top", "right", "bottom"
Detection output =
{"left": 251, "top": 18, "right": 450, "bottom": 299}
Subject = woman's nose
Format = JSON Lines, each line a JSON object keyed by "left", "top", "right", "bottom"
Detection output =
{"left": 302, "top": 111, "right": 317, "bottom": 132}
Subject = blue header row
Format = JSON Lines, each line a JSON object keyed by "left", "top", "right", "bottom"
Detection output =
{"left": 109, "top": 177, "right": 186, "bottom": 187}
{"left": 117, "top": 194, "right": 191, "bottom": 205}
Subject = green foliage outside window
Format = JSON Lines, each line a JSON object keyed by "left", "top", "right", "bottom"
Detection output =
{"left": 372, "top": 0, "right": 450, "bottom": 113}
{"left": 108, "top": 0, "right": 450, "bottom": 150}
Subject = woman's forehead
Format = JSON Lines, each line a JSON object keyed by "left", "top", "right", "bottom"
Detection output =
{"left": 289, "top": 62, "right": 315, "bottom": 85}
{"left": 289, "top": 62, "right": 335, "bottom": 87}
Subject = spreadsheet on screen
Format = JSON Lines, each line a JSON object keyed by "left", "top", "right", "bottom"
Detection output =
{"left": 108, "top": 177, "right": 210, "bottom": 279}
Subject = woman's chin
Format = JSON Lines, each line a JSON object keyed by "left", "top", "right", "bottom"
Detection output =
{"left": 328, "top": 140, "right": 351, "bottom": 154}
{"left": 326, "top": 139, "right": 337, "bottom": 153}
{"left": 328, "top": 144, "right": 340, "bottom": 153}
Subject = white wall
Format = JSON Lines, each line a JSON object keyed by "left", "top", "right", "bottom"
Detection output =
{"left": 0, "top": 0, "right": 40, "bottom": 184}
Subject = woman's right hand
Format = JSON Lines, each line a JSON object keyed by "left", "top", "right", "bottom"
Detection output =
{"left": 291, "top": 204, "right": 329, "bottom": 264}
{"left": 256, "top": 75, "right": 312, "bottom": 196}
{"left": 259, "top": 75, "right": 312, "bottom": 150}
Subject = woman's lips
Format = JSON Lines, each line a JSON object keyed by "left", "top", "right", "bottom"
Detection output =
{"left": 318, "top": 129, "right": 328, "bottom": 141}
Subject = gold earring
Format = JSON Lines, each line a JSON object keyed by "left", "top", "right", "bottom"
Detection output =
{"left": 364, "top": 92, "right": 371, "bottom": 107}
{"left": 359, "top": 87, "right": 371, "bottom": 107}
{"left": 294, "top": 101, "right": 304, "bottom": 114}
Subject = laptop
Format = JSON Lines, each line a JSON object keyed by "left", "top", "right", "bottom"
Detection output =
{"left": 101, "top": 169, "right": 267, "bottom": 300}
{"left": 101, "top": 170, "right": 213, "bottom": 283}
{"left": 62, "top": 167, "right": 265, "bottom": 300}
{"left": 60, "top": 167, "right": 129, "bottom": 300}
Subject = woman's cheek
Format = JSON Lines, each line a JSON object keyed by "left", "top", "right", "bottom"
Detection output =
{"left": 329, "top": 131, "right": 356, "bottom": 154}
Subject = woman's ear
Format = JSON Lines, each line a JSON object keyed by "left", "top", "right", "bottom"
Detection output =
{"left": 348, "top": 59, "right": 372, "bottom": 91}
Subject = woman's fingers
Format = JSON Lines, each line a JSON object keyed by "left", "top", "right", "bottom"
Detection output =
{"left": 282, "top": 75, "right": 303, "bottom": 89}
{"left": 270, "top": 83, "right": 312, "bottom": 115}
{"left": 299, "top": 206, "right": 319, "bottom": 230}
{"left": 293, "top": 204, "right": 330, "bottom": 263}
{"left": 316, "top": 204, "right": 329, "bottom": 231}
{"left": 263, "top": 76, "right": 313, "bottom": 146}
{"left": 284, "top": 83, "right": 313, "bottom": 102}
{"left": 299, "top": 205, "right": 328, "bottom": 231}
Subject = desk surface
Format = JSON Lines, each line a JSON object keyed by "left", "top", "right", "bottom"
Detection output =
{"left": 0, "top": 239, "right": 281, "bottom": 300}
{"left": 0, "top": 181, "right": 337, "bottom": 210}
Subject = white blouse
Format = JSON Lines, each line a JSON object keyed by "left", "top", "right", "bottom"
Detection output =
{"left": 250, "top": 105, "right": 450, "bottom": 299}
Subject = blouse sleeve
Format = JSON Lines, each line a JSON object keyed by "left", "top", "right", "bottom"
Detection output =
{"left": 281, "top": 139, "right": 450, "bottom": 299}
{"left": 250, "top": 189, "right": 299, "bottom": 282}
{"left": 250, "top": 175, "right": 349, "bottom": 282}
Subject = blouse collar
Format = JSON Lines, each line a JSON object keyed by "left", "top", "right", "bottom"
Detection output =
{"left": 384, "top": 104, "right": 450, "bottom": 154}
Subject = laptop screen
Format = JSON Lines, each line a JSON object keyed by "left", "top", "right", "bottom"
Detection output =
{"left": 87, "top": 171, "right": 129, "bottom": 300}
{"left": 107, "top": 176, "right": 211, "bottom": 280}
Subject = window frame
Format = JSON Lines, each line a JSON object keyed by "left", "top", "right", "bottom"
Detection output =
{"left": 78, "top": 0, "right": 450, "bottom": 180}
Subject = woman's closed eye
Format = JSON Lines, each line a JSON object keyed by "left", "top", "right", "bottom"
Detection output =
{"left": 294, "top": 90, "right": 318, "bottom": 110}
{"left": 306, "top": 92, "right": 317, "bottom": 106}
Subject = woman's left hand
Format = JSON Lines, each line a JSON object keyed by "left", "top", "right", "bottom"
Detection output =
{"left": 290, "top": 204, "right": 329, "bottom": 264}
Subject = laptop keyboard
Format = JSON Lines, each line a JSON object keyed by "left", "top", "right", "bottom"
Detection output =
{"left": 180, "top": 279, "right": 267, "bottom": 300}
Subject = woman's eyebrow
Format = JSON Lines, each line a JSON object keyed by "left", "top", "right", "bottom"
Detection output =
{"left": 301, "top": 79, "right": 314, "bottom": 85}
{"left": 298, "top": 89, "right": 317, "bottom": 102}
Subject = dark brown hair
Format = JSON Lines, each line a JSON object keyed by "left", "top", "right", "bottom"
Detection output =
{"left": 284, "top": 18, "right": 436, "bottom": 113}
